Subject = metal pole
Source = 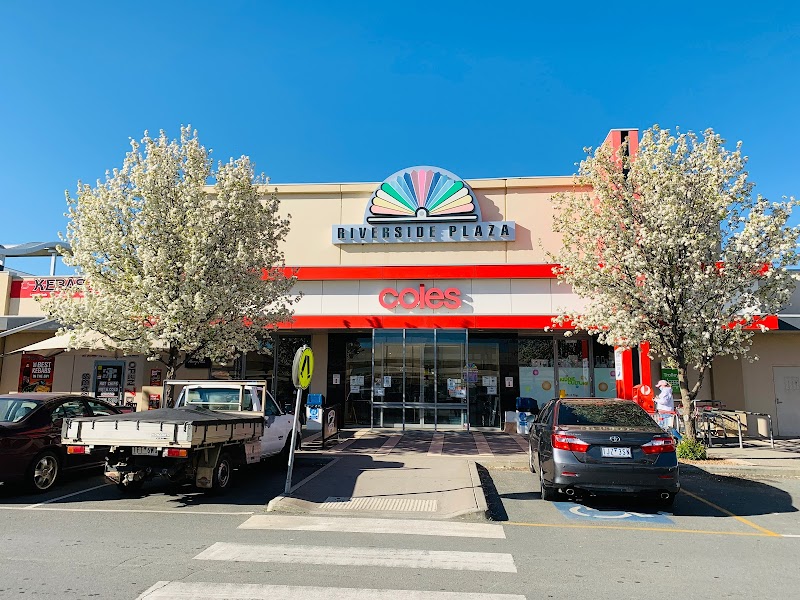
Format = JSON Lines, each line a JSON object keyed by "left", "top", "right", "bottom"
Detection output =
{"left": 50, "top": 252, "right": 56, "bottom": 276}
{"left": 284, "top": 387, "right": 303, "bottom": 494}
{"left": 737, "top": 417, "right": 743, "bottom": 449}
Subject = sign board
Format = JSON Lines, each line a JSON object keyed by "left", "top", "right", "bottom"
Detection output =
{"left": 332, "top": 166, "right": 515, "bottom": 244}
{"left": 660, "top": 368, "right": 680, "bottom": 394}
{"left": 291, "top": 345, "right": 314, "bottom": 390}
{"left": 18, "top": 354, "right": 55, "bottom": 392}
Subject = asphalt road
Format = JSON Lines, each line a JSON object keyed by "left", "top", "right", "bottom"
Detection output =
{"left": 0, "top": 460, "right": 798, "bottom": 599}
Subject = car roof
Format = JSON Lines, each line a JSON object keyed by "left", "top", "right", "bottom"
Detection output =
{"left": 0, "top": 393, "right": 91, "bottom": 405}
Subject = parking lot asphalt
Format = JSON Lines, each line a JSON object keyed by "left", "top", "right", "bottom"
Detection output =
{"left": 0, "top": 456, "right": 331, "bottom": 515}
{"left": 479, "top": 463, "right": 800, "bottom": 539}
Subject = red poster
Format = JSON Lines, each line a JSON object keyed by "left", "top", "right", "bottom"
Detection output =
{"left": 149, "top": 368, "right": 163, "bottom": 386}
{"left": 19, "top": 354, "right": 56, "bottom": 392}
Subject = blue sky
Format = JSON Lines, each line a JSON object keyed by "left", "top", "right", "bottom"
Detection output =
{"left": 1, "top": 1, "right": 799, "bottom": 274}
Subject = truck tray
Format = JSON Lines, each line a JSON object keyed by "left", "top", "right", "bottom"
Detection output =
{"left": 63, "top": 407, "right": 264, "bottom": 448}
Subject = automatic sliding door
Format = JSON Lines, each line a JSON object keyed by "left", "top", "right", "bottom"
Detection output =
{"left": 373, "top": 330, "right": 404, "bottom": 427}
{"left": 436, "top": 330, "right": 468, "bottom": 427}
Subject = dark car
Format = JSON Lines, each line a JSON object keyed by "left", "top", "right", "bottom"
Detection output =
{"left": 528, "top": 397, "right": 679, "bottom": 506}
{"left": 0, "top": 393, "right": 122, "bottom": 492}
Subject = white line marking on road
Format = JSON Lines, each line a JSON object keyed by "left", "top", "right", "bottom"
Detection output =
{"left": 331, "top": 430, "right": 369, "bottom": 451}
{"left": 0, "top": 507, "right": 254, "bottom": 515}
{"left": 239, "top": 515, "right": 505, "bottom": 538}
{"left": 472, "top": 431, "right": 492, "bottom": 455}
{"left": 376, "top": 434, "right": 402, "bottom": 454}
{"left": 428, "top": 432, "right": 444, "bottom": 456}
{"left": 194, "top": 542, "right": 517, "bottom": 572}
{"left": 22, "top": 483, "right": 112, "bottom": 509}
{"left": 783, "top": 534, "right": 800, "bottom": 538}
{"left": 137, "top": 581, "right": 527, "bottom": 600}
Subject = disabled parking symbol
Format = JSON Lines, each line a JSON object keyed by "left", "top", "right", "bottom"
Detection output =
{"left": 553, "top": 502, "right": 673, "bottom": 524}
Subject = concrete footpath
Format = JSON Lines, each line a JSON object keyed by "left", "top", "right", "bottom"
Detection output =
{"left": 267, "top": 430, "right": 800, "bottom": 521}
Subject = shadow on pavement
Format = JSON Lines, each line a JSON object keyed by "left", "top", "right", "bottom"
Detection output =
{"left": 477, "top": 463, "right": 798, "bottom": 520}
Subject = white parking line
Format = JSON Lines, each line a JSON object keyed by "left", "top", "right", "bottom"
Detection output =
{"left": 238, "top": 515, "right": 506, "bottom": 538}
{"left": 22, "top": 483, "right": 111, "bottom": 509}
{"left": 194, "top": 542, "right": 517, "bottom": 572}
{"left": 137, "top": 581, "right": 527, "bottom": 600}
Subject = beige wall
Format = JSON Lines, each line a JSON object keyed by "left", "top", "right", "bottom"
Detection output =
{"left": 269, "top": 176, "right": 576, "bottom": 268}
{"left": 741, "top": 333, "right": 800, "bottom": 416}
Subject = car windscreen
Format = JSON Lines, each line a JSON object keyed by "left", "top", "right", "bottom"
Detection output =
{"left": 557, "top": 401, "right": 657, "bottom": 428}
{"left": 184, "top": 388, "right": 241, "bottom": 410}
{"left": 0, "top": 398, "right": 42, "bottom": 423}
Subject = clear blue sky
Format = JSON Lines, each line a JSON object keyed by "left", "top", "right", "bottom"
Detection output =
{"left": 2, "top": 1, "right": 799, "bottom": 274}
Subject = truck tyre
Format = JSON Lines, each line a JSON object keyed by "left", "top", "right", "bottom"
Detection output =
{"left": 27, "top": 450, "right": 60, "bottom": 493}
{"left": 211, "top": 452, "right": 233, "bottom": 493}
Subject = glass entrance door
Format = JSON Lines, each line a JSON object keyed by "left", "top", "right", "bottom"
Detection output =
{"left": 371, "top": 329, "right": 468, "bottom": 430}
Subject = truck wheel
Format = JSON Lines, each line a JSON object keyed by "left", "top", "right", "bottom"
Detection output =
{"left": 27, "top": 450, "right": 60, "bottom": 493}
{"left": 212, "top": 452, "right": 233, "bottom": 493}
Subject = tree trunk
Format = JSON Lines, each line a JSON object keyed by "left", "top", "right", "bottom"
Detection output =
{"left": 677, "top": 365, "right": 695, "bottom": 439}
{"left": 163, "top": 347, "right": 179, "bottom": 407}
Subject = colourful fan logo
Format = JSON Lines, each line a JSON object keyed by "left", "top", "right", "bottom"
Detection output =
{"left": 366, "top": 167, "right": 479, "bottom": 224}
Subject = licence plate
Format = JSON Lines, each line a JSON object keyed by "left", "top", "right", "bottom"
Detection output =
{"left": 601, "top": 446, "right": 632, "bottom": 458}
{"left": 132, "top": 446, "right": 159, "bottom": 456}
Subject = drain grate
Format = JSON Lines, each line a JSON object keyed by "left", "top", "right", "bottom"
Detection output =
{"left": 320, "top": 496, "right": 438, "bottom": 512}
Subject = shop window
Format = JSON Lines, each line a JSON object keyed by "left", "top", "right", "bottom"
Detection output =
{"left": 592, "top": 338, "right": 617, "bottom": 398}
{"left": 518, "top": 337, "right": 556, "bottom": 409}
{"left": 557, "top": 338, "right": 591, "bottom": 397}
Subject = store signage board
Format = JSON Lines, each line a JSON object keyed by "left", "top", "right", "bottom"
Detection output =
{"left": 332, "top": 166, "right": 515, "bottom": 244}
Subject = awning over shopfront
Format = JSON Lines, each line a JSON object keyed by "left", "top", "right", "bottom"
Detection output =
{"left": 5, "top": 331, "right": 120, "bottom": 357}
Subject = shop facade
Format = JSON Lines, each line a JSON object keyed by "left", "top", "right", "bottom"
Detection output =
{"left": 3, "top": 127, "right": 800, "bottom": 434}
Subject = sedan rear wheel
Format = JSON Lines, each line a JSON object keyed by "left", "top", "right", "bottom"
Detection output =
{"left": 28, "top": 451, "right": 60, "bottom": 493}
{"left": 538, "top": 459, "right": 557, "bottom": 501}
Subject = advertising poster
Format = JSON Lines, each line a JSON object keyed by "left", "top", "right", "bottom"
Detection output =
{"left": 518, "top": 367, "right": 555, "bottom": 405}
{"left": 558, "top": 368, "right": 591, "bottom": 397}
{"left": 594, "top": 368, "right": 617, "bottom": 397}
{"left": 95, "top": 364, "right": 123, "bottom": 400}
{"left": 18, "top": 354, "right": 55, "bottom": 392}
{"left": 150, "top": 368, "right": 163, "bottom": 386}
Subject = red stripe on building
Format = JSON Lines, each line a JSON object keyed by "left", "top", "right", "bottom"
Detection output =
{"left": 275, "top": 264, "right": 560, "bottom": 281}
{"left": 276, "top": 315, "right": 572, "bottom": 330}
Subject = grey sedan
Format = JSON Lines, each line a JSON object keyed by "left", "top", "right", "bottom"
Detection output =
{"left": 528, "top": 397, "right": 679, "bottom": 507}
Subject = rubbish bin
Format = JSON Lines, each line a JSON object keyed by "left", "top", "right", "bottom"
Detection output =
{"left": 515, "top": 397, "right": 538, "bottom": 435}
{"left": 745, "top": 413, "right": 771, "bottom": 438}
{"left": 306, "top": 393, "right": 324, "bottom": 431}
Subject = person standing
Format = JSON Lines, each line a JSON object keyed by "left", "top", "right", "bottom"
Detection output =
{"left": 655, "top": 380, "right": 675, "bottom": 431}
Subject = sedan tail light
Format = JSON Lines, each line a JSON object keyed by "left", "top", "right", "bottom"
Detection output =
{"left": 642, "top": 435, "right": 676, "bottom": 454}
{"left": 552, "top": 433, "right": 590, "bottom": 453}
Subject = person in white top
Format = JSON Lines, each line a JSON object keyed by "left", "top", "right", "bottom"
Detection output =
{"left": 655, "top": 380, "right": 675, "bottom": 430}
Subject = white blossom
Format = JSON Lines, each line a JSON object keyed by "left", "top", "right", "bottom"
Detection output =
{"left": 40, "top": 126, "right": 297, "bottom": 382}
{"left": 550, "top": 126, "right": 800, "bottom": 437}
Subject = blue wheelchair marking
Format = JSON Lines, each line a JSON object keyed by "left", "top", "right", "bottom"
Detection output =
{"left": 553, "top": 502, "right": 673, "bottom": 524}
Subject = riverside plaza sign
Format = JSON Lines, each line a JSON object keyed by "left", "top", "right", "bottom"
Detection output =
{"left": 332, "top": 166, "right": 515, "bottom": 244}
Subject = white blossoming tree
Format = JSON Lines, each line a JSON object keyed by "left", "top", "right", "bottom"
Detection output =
{"left": 550, "top": 126, "right": 799, "bottom": 438}
{"left": 41, "top": 126, "right": 296, "bottom": 397}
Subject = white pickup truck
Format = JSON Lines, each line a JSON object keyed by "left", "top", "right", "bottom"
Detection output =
{"left": 62, "top": 380, "right": 300, "bottom": 494}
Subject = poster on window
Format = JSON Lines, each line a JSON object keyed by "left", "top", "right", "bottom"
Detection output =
{"left": 18, "top": 354, "right": 55, "bottom": 392}
{"left": 95, "top": 364, "right": 123, "bottom": 401}
{"left": 150, "top": 368, "right": 163, "bottom": 386}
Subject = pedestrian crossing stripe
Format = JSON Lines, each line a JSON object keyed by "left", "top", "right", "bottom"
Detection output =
{"left": 238, "top": 515, "right": 506, "bottom": 538}
{"left": 194, "top": 542, "right": 517, "bottom": 572}
{"left": 138, "top": 581, "right": 527, "bottom": 599}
